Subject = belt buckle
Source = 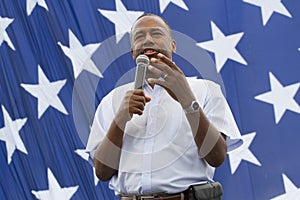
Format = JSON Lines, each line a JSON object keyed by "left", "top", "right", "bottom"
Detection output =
{"left": 140, "top": 195, "right": 155, "bottom": 199}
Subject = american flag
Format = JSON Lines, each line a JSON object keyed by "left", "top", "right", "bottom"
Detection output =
{"left": 0, "top": 0, "right": 299, "bottom": 199}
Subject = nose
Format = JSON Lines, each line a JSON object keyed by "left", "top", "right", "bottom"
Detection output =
{"left": 143, "top": 33, "right": 154, "bottom": 46}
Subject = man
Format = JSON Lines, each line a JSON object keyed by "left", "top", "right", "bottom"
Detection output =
{"left": 87, "top": 14, "right": 242, "bottom": 200}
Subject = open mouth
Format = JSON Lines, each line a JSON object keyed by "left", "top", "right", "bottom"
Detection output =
{"left": 141, "top": 48, "right": 159, "bottom": 57}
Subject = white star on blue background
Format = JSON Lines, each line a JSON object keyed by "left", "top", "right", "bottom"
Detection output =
{"left": 271, "top": 174, "right": 300, "bottom": 199}
{"left": 0, "top": 16, "right": 15, "bottom": 50}
{"left": 58, "top": 29, "right": 102, "bottom": 79}
{"left": 243, "top": 0, "right": 292, "bottom": 26}
{"left": 196, "top": 21, "right": 247, "bottom": 73}
{"left": 26, "top": 0, "right": 48, "bottom": 16}
{"left": 20, "top": 65, "right": 68, "bottom": 119}
{"left": 0, "top": 105, "right": 28, "bottom": 164}
{"left": 31, "top": 168, "right": 79, "bottom": 200}
{"left": 158, "top": 0, "right": 188, "bottom": 13}
{"left": 227, "top": 132, "right": 261, "bottom": 174}
{"left": 98, "top": 0, "right": 144, "bottom": 43}
{"left": 255, "top": 72, "right": 300, "bottom": 124}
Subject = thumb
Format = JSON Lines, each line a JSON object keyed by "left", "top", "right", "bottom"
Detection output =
{"left": 145, "top": 96, "right": 151, "bottom": 102}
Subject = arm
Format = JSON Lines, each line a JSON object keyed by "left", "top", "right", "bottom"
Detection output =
{"left": 148, "top": 53, "right": 227, "bottom": 167}
{"left": 94, "top": 89, "right": 151, "bottom": 181}
{"left": 184, "top": 107, "right": 227, "bottom": 167}
{"left": 93, "top": 119, "right": 124, "bottom": 181}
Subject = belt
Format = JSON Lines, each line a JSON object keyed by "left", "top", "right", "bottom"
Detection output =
{"left": 120, "top": 192, "right": 189, "bottom": 200}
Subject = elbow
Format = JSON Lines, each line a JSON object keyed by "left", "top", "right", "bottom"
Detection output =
{"left": 95, "top": 168, "right": 110, "bottom": 182}
{"left": 94, "top": 158, "right": 114, "bottom": 181}
{"left": 207, "top": 151, "right": 226, "bottom": 167}
{"left": 95, "top": 170, "right": 111, "bottom": 182}
{"left": 205, "top": 142, "right": 227, "bottom": 167}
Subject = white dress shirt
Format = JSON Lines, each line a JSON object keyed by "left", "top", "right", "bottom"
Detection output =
{"left": 87, "top": 78, "right": 242, "bottom": 195}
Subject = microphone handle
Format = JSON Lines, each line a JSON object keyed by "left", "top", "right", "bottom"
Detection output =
{"left": 134, "top": 63, "right": 147, "bottom": 89}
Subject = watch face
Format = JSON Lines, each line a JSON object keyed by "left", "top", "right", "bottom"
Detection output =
{"left": 192, "top": 101, "right": 200, "bottom": 110}
{"left": 184, "top": 101, "right": 200, "bottom": 114}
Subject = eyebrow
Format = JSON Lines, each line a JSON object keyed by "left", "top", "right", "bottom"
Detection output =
{"left": 132, "top": 27, "right": 167, "bottom": 35}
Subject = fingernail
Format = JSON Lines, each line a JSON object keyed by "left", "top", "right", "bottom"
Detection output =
{"left": 157, "top": 53, "right": 163, "bottom": 57}
{"left": 151, "top": 57, "right": 158, "bottom": 62}
{"left": 148, "top": 65, "right": 154, "bottom": 70}
{"left": 147, "top": 78, "right": 154, "bottom": 83}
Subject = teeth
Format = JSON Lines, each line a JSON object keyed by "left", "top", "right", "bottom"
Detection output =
{"left": 144, "top": 49, "right": 157, "bottom": 54}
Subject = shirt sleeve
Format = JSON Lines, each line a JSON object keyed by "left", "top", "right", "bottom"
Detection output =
{"left": 86, "top": 84, "right": 129, "bottom": 157}
{"left": 86, "top": 93, "right": 114, "bottom": 158}
{"left": 201, "top": 80, "right": 243, "bottom": 152}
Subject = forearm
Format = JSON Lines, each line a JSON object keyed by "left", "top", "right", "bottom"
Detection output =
{"left": 94, "top": 119, "right": 125, "bottom": 181}
{"left": 185, "top": 108, "right": 227, "bottom": 167}
{"left": 145, "top": 53, "right": 227, "bottom": 166}
{"left": 94, "top": 89, "right": 150, "bottom": 181}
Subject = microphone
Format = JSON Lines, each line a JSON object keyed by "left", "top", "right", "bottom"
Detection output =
{"left": 134, "top": 54, "right": 149, "bottom": 89}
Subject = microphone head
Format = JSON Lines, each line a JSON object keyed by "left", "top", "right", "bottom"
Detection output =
{"left": 136, "top": 54, "right": 149, "bottom": 65}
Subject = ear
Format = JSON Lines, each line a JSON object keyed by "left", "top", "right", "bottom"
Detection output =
{"left": 172, "top": 40, "right": 176, "bottom": 53}
{"left": 131, "top": 48, "right": 137, "bottom": 60}
{"left": 131, "top": 48, "right": 134, "bottom": 57}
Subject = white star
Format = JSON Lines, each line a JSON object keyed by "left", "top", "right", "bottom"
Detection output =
{"left": 227, "top": 132, "right": 261, "bottom": 174}
{"left": 196, "top": 21, "right": 247, "bottom": 73}
{"left": 255, "top": 72, "right": 300, "bottom": 124}
{"left": 31, "top": 168, "right": 79, "bottom": 200}
{"left": 271, "top": 174, "right": 300, "bottom": 200}
{"left": 74, "top": 149, "right": 90, "bottom": 161}
{"left": 26, "top": 0, "right": 48, "bottom": 16}
{"left": 98, "top": 0, "right": 144, "bottom": 43}
{"left": 0, "top": 106, "right": 28, "bottom": 164}
{"left": 58, "top": 29, "right": 102, "bottom": 79}
{"left": 158, "top": 0, "right": 189, "bottom": 13}
{"left": 75, "top": 149, "right": 100, "bottom": 186}
{"left": 20, "top": 65, "right": 68, "bottom": 119}
{"left": 0, "top": 16, "right": 15, "bottom": 50}
{"left": 243, "top": 0, "right": 292, "bottom": 26}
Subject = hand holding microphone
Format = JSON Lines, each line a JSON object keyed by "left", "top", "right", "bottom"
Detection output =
{"left": 115, "top": 55, "right": 151, "bottom": 124}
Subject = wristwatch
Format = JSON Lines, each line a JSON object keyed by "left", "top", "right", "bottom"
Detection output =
{"left": 183, "top": 100, "right": 200, "bottom": 114}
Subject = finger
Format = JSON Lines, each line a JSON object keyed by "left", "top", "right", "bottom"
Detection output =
{"left": 145, "top": 96, "right": 151, "bottom": 102}
{"left": 156, "top": 53, "right": 176, "bottom": 69}
{"left": 157, "top": 53, "right": 183, "bottom": 74}
{"left": 131, "top": 98, "right": 149, "bottom": 115}
{"left": 131, "top": 90, "right": 151, "bottom": 105}
{"left": 133, "top": 89, "right": 146, "bottom": 96}
{"left": 131, "top": 94, "right": 147, "bottom": 105}
{"left": 150, "top": 57, "right": 174, "bottom": 75}
{"left": 132, "top": 100, "right": 145, "bottom": 110}
{"left": 130, "top": 107, "right": 144, "bottom": 115}
{"left": 147, "top": 78, "right": 167, "bottom": 88}
{"left": 148, "top": 65, "right": 164, "bottom": 77}
{"left": 147, "top": 78, "right": 178, "bottom": 100}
